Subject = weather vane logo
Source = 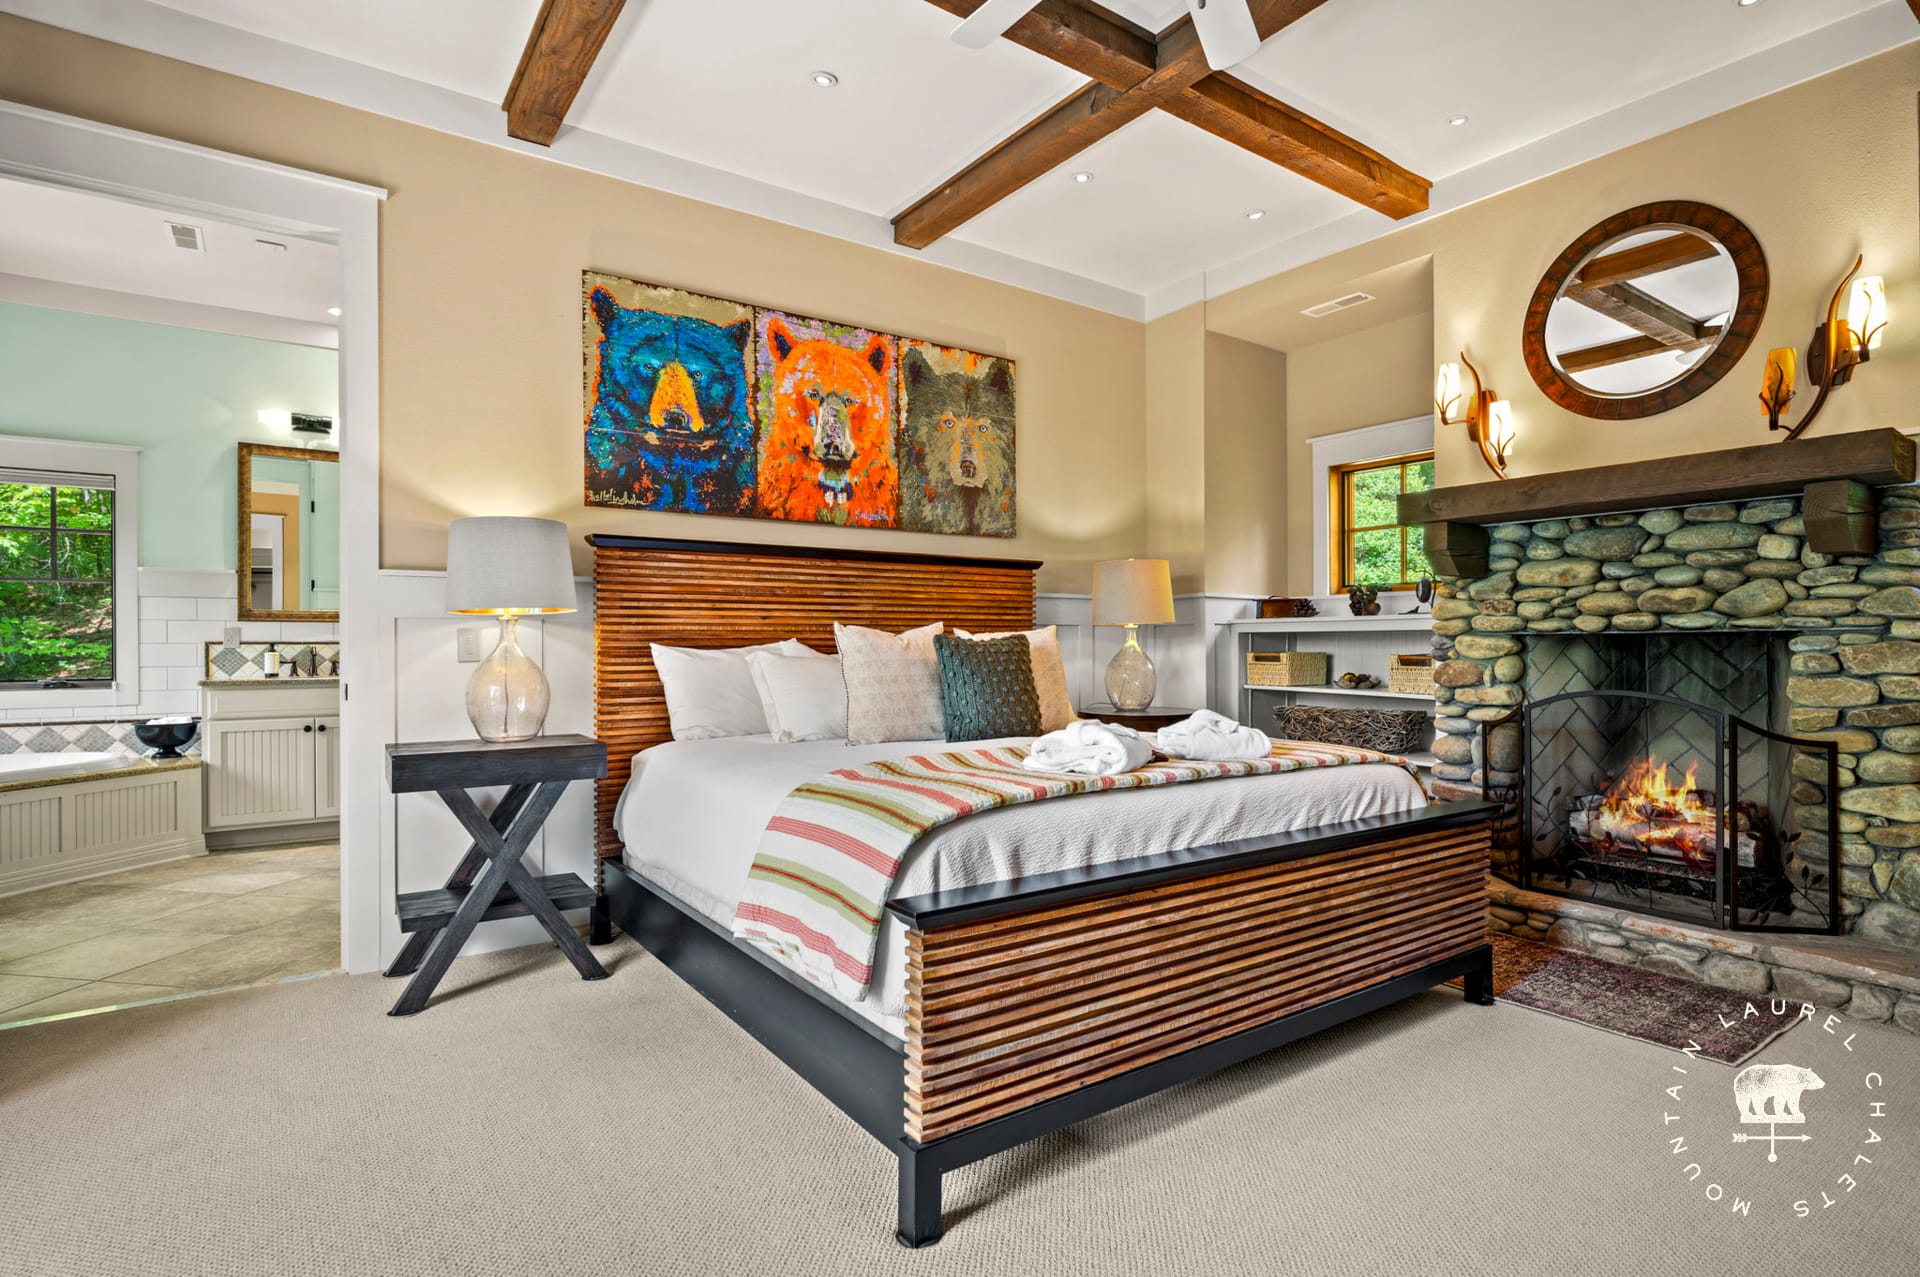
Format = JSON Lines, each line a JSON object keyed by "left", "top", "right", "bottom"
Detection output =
{"left": 1730, "top": 1062, "right": 1823, "bottom": 1163}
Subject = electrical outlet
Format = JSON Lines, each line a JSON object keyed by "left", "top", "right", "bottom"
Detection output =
{"left": 456, "top": 627, "right": 482, "bottom": 663}
{"left": 223, "top": 625, "right": 242, "bottom": 649}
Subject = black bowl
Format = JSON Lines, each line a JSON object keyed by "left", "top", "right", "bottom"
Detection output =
{"left": 135, "top": 718, "right": 200, "bottom": 760}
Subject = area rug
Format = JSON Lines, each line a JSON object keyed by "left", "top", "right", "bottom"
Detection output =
{"left": 1455, "top": 934, "right": 1798, "bottom": 1065}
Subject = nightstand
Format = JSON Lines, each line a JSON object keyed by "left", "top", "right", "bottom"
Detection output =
{"left": 1074, "top": 705, "right": 1201, "bottom": 732}
{"left": 382, "top": 734, "right": 609, "bottom": 1016}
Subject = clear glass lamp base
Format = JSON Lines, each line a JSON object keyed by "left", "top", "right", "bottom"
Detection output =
{"left": 466, "top": 615, "right": 551, "bottom": 743}
{"left": 1105, "top": 627, "right": 1157, "bottom": 712}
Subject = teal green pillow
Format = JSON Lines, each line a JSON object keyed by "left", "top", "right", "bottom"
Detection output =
{"left": 934, "top": 633, "right": 1043, "bottom": 742}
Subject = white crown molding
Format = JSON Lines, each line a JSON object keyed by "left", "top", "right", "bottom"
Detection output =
{"left": 0, "top": 273, "right": 339, "bottom": 348}
{"left": 0, "top": 0, "right": 1145, "bottom": 321}
{"left": 1143, "top": 2, "right": 1919, "bottom": 321}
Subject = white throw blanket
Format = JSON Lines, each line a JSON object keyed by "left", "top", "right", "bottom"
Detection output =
{"left": 1023, "top": 719, "right": 1153, "bottom": 776}
{"left": 1155, "top": 709, "right": 1273, "bottom": 762}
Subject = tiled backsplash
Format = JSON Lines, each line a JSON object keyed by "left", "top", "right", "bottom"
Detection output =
{"left": 0, "top": 719, "right": 188, "bottom": 757}
{"left": 204, "top": 641, "right": 342, "bottom": 680}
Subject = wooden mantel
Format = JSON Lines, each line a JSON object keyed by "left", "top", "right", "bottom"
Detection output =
{"left": 1401, "top": 428, "right": 1917, "bottom": 576}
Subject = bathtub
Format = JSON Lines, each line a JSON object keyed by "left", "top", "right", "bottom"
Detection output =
{"left": 0, "top": 751, "right": 128, "bottom": 783}
{"left": 0, "top": 755, "right": 205, "bottom": 896}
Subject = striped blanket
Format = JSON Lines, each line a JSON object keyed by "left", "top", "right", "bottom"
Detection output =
{"left": 729, "top": 740, "right": 1416, "bottom": 1000}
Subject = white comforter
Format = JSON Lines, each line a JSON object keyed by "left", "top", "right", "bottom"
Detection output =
{"left": 615, "top": 734, "right": 1427, "bottom": 1039}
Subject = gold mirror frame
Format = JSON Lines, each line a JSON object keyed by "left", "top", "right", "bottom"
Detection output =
{"left": 1522, "top": 200, "right": 1769, "bottom": 421}
{"left": 237, "top": 441, "right": 340, "bottom": 622}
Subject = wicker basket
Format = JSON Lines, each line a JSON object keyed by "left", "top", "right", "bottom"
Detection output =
{"left": 1272, "top": 704, "right": 1428, "bottom": 755}
{"left": 1388, "top": 653, "right": 1435, "bottom": 696}
{"left": 1246, "top": 650, "right": 1330, "bottom": 687}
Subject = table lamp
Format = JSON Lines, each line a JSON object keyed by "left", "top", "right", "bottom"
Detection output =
{"left": 446, "top": 516, "right": 577, "bottom": 742}
{"left": 1092, "top": 558, "right": 1175, "bottom": 711}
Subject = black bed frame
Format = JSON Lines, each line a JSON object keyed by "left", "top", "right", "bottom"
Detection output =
{"left": 599, "top": 800, "right": 1499, "bottom": 1247}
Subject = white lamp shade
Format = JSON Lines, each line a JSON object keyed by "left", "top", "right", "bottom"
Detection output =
{"left": 446, "top": 516, "right": 577, "bottom": 614}
{"left": 1092, "top": 559, "right": 1175, "bottom": 626}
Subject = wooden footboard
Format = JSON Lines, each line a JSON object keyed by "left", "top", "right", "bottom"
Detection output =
{"left": 897, "top": 817, "right": 1491, "bottom": 1143}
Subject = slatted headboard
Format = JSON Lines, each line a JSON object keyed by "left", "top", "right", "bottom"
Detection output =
{"left": 588, "top": 534, "right": 1040, "bottom": 867}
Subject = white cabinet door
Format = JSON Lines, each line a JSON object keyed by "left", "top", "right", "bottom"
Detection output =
{"left": 313, "top": 715, "right": 341, "bottom": 820}
{"left": 204, "top": 716, "right": 317, "bottom": 829}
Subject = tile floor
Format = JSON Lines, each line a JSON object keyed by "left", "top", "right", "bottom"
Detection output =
{"left": 0, "top": 842, "right": 340, "bottom": 1027}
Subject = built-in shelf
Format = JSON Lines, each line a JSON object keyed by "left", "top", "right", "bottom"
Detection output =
{"left": 1244, "top": 683, "right": 1435, "bottom": 703}
{"left": 1403, "top": 751, "right": 1439, "bottom": 769}
{"left": 1224, "top": 615, "right": 1434, "bottom": 633}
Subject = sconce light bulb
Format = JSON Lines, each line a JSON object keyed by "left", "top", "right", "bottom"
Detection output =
{"left": 256, "top": 409, "right": 292, "bottom": 430}
{"left": 1435, "top": 363, "right": 1461, "bottom": 416}
{"left": 1488, "top": 399, "right": 1514, "bottom": 456}
{"left": 1849, "top": 275, "right": 1887, "bottom": 351}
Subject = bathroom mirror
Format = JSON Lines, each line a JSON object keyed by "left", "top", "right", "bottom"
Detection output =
{"left": 1522, "top": 201, "right": 1768, "bottom": 420}
{"left": 237, "top": 442, "right": 340, "bottom": 621}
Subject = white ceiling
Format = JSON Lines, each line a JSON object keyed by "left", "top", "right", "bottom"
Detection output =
{"left": 0, "top": 178, "right": 340, "bottom": 344}
{"left": 26, "top": 0, "right": 1916, "bottom": 317}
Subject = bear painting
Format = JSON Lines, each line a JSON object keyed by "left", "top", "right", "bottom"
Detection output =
{"left": 583, "top": 275, "right": 757, "bottom": 516}
{"left": 897, "top": 340, "right": 1016, "bottom": 537}
{"left": 755, "top": 312, "right": 898, "bottom": 528}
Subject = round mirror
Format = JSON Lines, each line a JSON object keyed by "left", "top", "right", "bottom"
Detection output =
{"left": 1523, "top": 202, "right": 1767, "bottom": 420}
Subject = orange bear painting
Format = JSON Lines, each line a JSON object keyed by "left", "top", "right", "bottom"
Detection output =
{"left": 754, "top": 313, "right": 898, "bottom": 528}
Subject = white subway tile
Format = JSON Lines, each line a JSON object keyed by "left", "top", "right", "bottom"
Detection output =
{"left": 238, "top": 624, "right": 281, "bottom": 642}
{"left": 166, "top": 666, "right": 206, "bottom": 691}
{"left": 279, "top": 623, "right": 340, "bottom": 641}
{"left": 138, "top": 690, "right": 198, "bottom": 715}
{"left": 166, "top": 620, "right": 227, "bottom": 644}
{"left": 196, "top": 597, "right": 237, "bottom": 622}
{"left": 138, "top": 596, "right": 199, "bottom": 621}
{"left": 140, "top": 642, "right": 196, "bottom": 667}
{"left": 137, "top": 569, "right": 231, "bottom": 598}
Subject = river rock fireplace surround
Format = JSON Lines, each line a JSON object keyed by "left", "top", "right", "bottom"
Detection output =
{"left": 1406, "top": 430, "right": 1920, "bottom": 971}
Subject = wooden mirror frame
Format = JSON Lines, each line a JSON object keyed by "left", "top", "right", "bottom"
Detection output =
{"left": 1521, "top": 200, "right": 1768, "bottom": 420}
{"left": 237, "top": 441, "right": 340, "bottom": 622}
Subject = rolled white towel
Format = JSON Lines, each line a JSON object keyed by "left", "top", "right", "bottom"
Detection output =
{"left": 1023, "top": 719, "right": 1152, "bottom": 777}
{"left": 1155, "top": 709, "right": 1272, "bottom": 762}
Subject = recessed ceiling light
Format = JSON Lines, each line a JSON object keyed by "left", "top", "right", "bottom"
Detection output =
{"left": 1244, "top": 209, "right": 1266, "bottom": 221}
{"left": 1734, "top": 0, "right": 1763, "bottom": 7}
{"left": 1446, "top": 114, "right": 1469, "bottom": 127}
{"left": 326, "top": 307, "right": 341, "bottom": 317}
{"left": 1071, "top": 171, "right": 1094, "bottom": 184}
{"left": 810, "top": 70, "right": 839, "bottom": 88}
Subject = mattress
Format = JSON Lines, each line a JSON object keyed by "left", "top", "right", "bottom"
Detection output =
{"left": 616, "top": 734, "right": 1428, "bottom": 1040}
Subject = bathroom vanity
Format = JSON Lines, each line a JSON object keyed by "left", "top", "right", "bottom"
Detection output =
{"left": 200, "top": 679, "right": 340, "bottom": 847}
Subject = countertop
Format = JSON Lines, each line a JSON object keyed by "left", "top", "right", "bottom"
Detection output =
{"left": 199, "top": 678, "right": 340, "bottom": 687}
{"left": 0, "top": 755, "right": 200, "bottom": 796}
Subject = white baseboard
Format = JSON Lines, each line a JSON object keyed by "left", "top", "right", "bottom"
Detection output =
{"left": 0, "top": 835, "right": 205, "bottom": 899}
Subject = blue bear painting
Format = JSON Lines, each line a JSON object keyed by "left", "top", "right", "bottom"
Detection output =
{"left": 584, "top": 283, "right": 756, "bottom": 515}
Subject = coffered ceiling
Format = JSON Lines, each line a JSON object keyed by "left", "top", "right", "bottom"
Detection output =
{"left": 8, "top": 0, "right": 1913, "bottom": 319}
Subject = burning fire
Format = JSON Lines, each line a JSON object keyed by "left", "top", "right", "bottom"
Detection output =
{"left": 1580, "top": 755, "right": 1719, "bottom": 865}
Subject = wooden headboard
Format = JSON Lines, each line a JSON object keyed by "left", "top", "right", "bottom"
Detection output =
{"left": 588, "top": 534, "right": 1040, "bottom": 865}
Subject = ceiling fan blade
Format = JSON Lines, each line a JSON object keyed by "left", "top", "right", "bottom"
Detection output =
{"left": 1186, "top": 0, "right": 1261, "bottom": 70}
{"left": 951, "top": 0, "right": 1046, "bottom": 49}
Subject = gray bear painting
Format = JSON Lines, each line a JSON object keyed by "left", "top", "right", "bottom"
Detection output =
{"left": 897, "top": 339, "right": 1016, "bottom": 538}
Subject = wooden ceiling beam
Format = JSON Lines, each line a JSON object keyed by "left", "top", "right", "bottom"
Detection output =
{"left": 897, "top": 0, "right": 1429, "bottom": 248}
{"left": 1570, "top": 282, "right": 1707, "bottom": 346}
{"left": 1571, "top": 232, "right": 1720, "bottom": 292}
{"left": 1556, "top": 329, "right": 1721, "bottom": 375}
{"left": 503, "top": 0, "right": 628, "bottom": 146}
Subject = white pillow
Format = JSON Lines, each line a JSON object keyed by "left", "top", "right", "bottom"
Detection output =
{"left": 651, "top": 639, "right": 813, "bottom": 741}
{"left": 747, "top": 650, "right": 848, "bottom": 743}
{"left": 953, "top": 625, "right": 1075, "bottom": 733}
{"left": 835, "top": 621, "right": 945, "bottom": 745}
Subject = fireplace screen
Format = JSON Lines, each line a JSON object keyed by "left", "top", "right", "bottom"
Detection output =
{"left": 1487, "top": 689, "right": 1840, "bottom": 934}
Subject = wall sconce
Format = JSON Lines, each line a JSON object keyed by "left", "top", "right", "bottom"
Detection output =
{"left": 1434, "top": 351, "right": 1510, "bottom": 479}
{"left": 256, "top": 409, "right": 334, "bottom": 436}
{"left": 1767, "top": 256, "right": 1888, "bottom": 441}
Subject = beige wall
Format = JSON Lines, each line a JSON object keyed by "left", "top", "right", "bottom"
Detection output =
{"left": 1211, "top": 44, "right": 1919, "bottom": 594}
{"left": 1201, "top": 331, "right": 1288, "bottom": 597}
{"left": 0, "top": 16, "right": 1148, "bottom": 593}
{"left": 1143, "top": 304, "right": 1208, "bottom": 592}
{"left": 1282, "top": 313, "right": 1434, "bottom": 594}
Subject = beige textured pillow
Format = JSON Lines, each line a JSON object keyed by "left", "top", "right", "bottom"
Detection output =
{"left": 835, "top": 622, "right": 945, "bottom": 745}
{"left": 953, "top": 625, "right": 1074, "bottom": 732}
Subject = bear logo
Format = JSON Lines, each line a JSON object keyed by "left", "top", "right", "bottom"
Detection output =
{"left": 1732, "top": 1063, "right": 1824, "bottom": 1122}
{"left": 756, "top": 316, "right": 897, "bottom": 527}
{"left": 898, "top": 342, "right": 1015, "bottom": 537}
{"left": 585, "top": 285, "right": 755, "bottom": 515}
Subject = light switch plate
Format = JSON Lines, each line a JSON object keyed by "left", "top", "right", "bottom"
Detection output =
{"left": 222, "top": 625, "right": 242, "bottom": 648}
{"left": 456, "top": 627, "right": 482, "bottom": 663}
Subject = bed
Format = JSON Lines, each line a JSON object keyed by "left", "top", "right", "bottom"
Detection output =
{"left": 588, "top": 534, "right": 1495, "bottom": 1246}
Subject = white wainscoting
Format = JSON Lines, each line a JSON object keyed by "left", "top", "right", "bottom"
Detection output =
{"left": 0, "top": 764, "right": 205, "bottom": 896}
{"left": 1039, "top": 593, "right": 1261, "bottom": 717}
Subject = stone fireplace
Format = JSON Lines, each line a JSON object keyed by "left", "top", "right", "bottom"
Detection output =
{"left": 1429, "top": 489, "right": 1920, "bottom": 951}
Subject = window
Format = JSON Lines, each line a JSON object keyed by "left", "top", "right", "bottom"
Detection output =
{"left": 1333, "top": 451, "right": 1435, "bottom": 590}
{"left": 0, "top": 470, "right": 117, "bottom": 687}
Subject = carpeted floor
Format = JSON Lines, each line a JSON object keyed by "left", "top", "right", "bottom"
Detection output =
{"left": 3, "top": 938, "right": 1915, "bottom": 1277}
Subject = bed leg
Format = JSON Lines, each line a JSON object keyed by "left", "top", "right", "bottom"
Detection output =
{"left": 1463, "top": 945, "right": 1496, "bottom": 1006}
{"left": 896, "top": 1146, "right": 942, "bottom": 1248}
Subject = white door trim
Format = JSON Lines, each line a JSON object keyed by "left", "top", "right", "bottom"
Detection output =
{"left": 0, "top": 100, "right": 387, "bottom": 972}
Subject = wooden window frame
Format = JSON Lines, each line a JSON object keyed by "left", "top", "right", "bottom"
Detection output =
{"left": 1330, "top": 450, "right": 1434, "bottom": 592}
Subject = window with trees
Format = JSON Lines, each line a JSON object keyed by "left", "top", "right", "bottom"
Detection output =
{"left": 1333, "top": 452, "right": 1434, "bottom": 590}
{"left": 0, "top": 471, "right": 117, "bottom": 687}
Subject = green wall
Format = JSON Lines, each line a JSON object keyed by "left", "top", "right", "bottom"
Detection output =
{"left": 0, "top": 302, "right": 338, "bottom": 571}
